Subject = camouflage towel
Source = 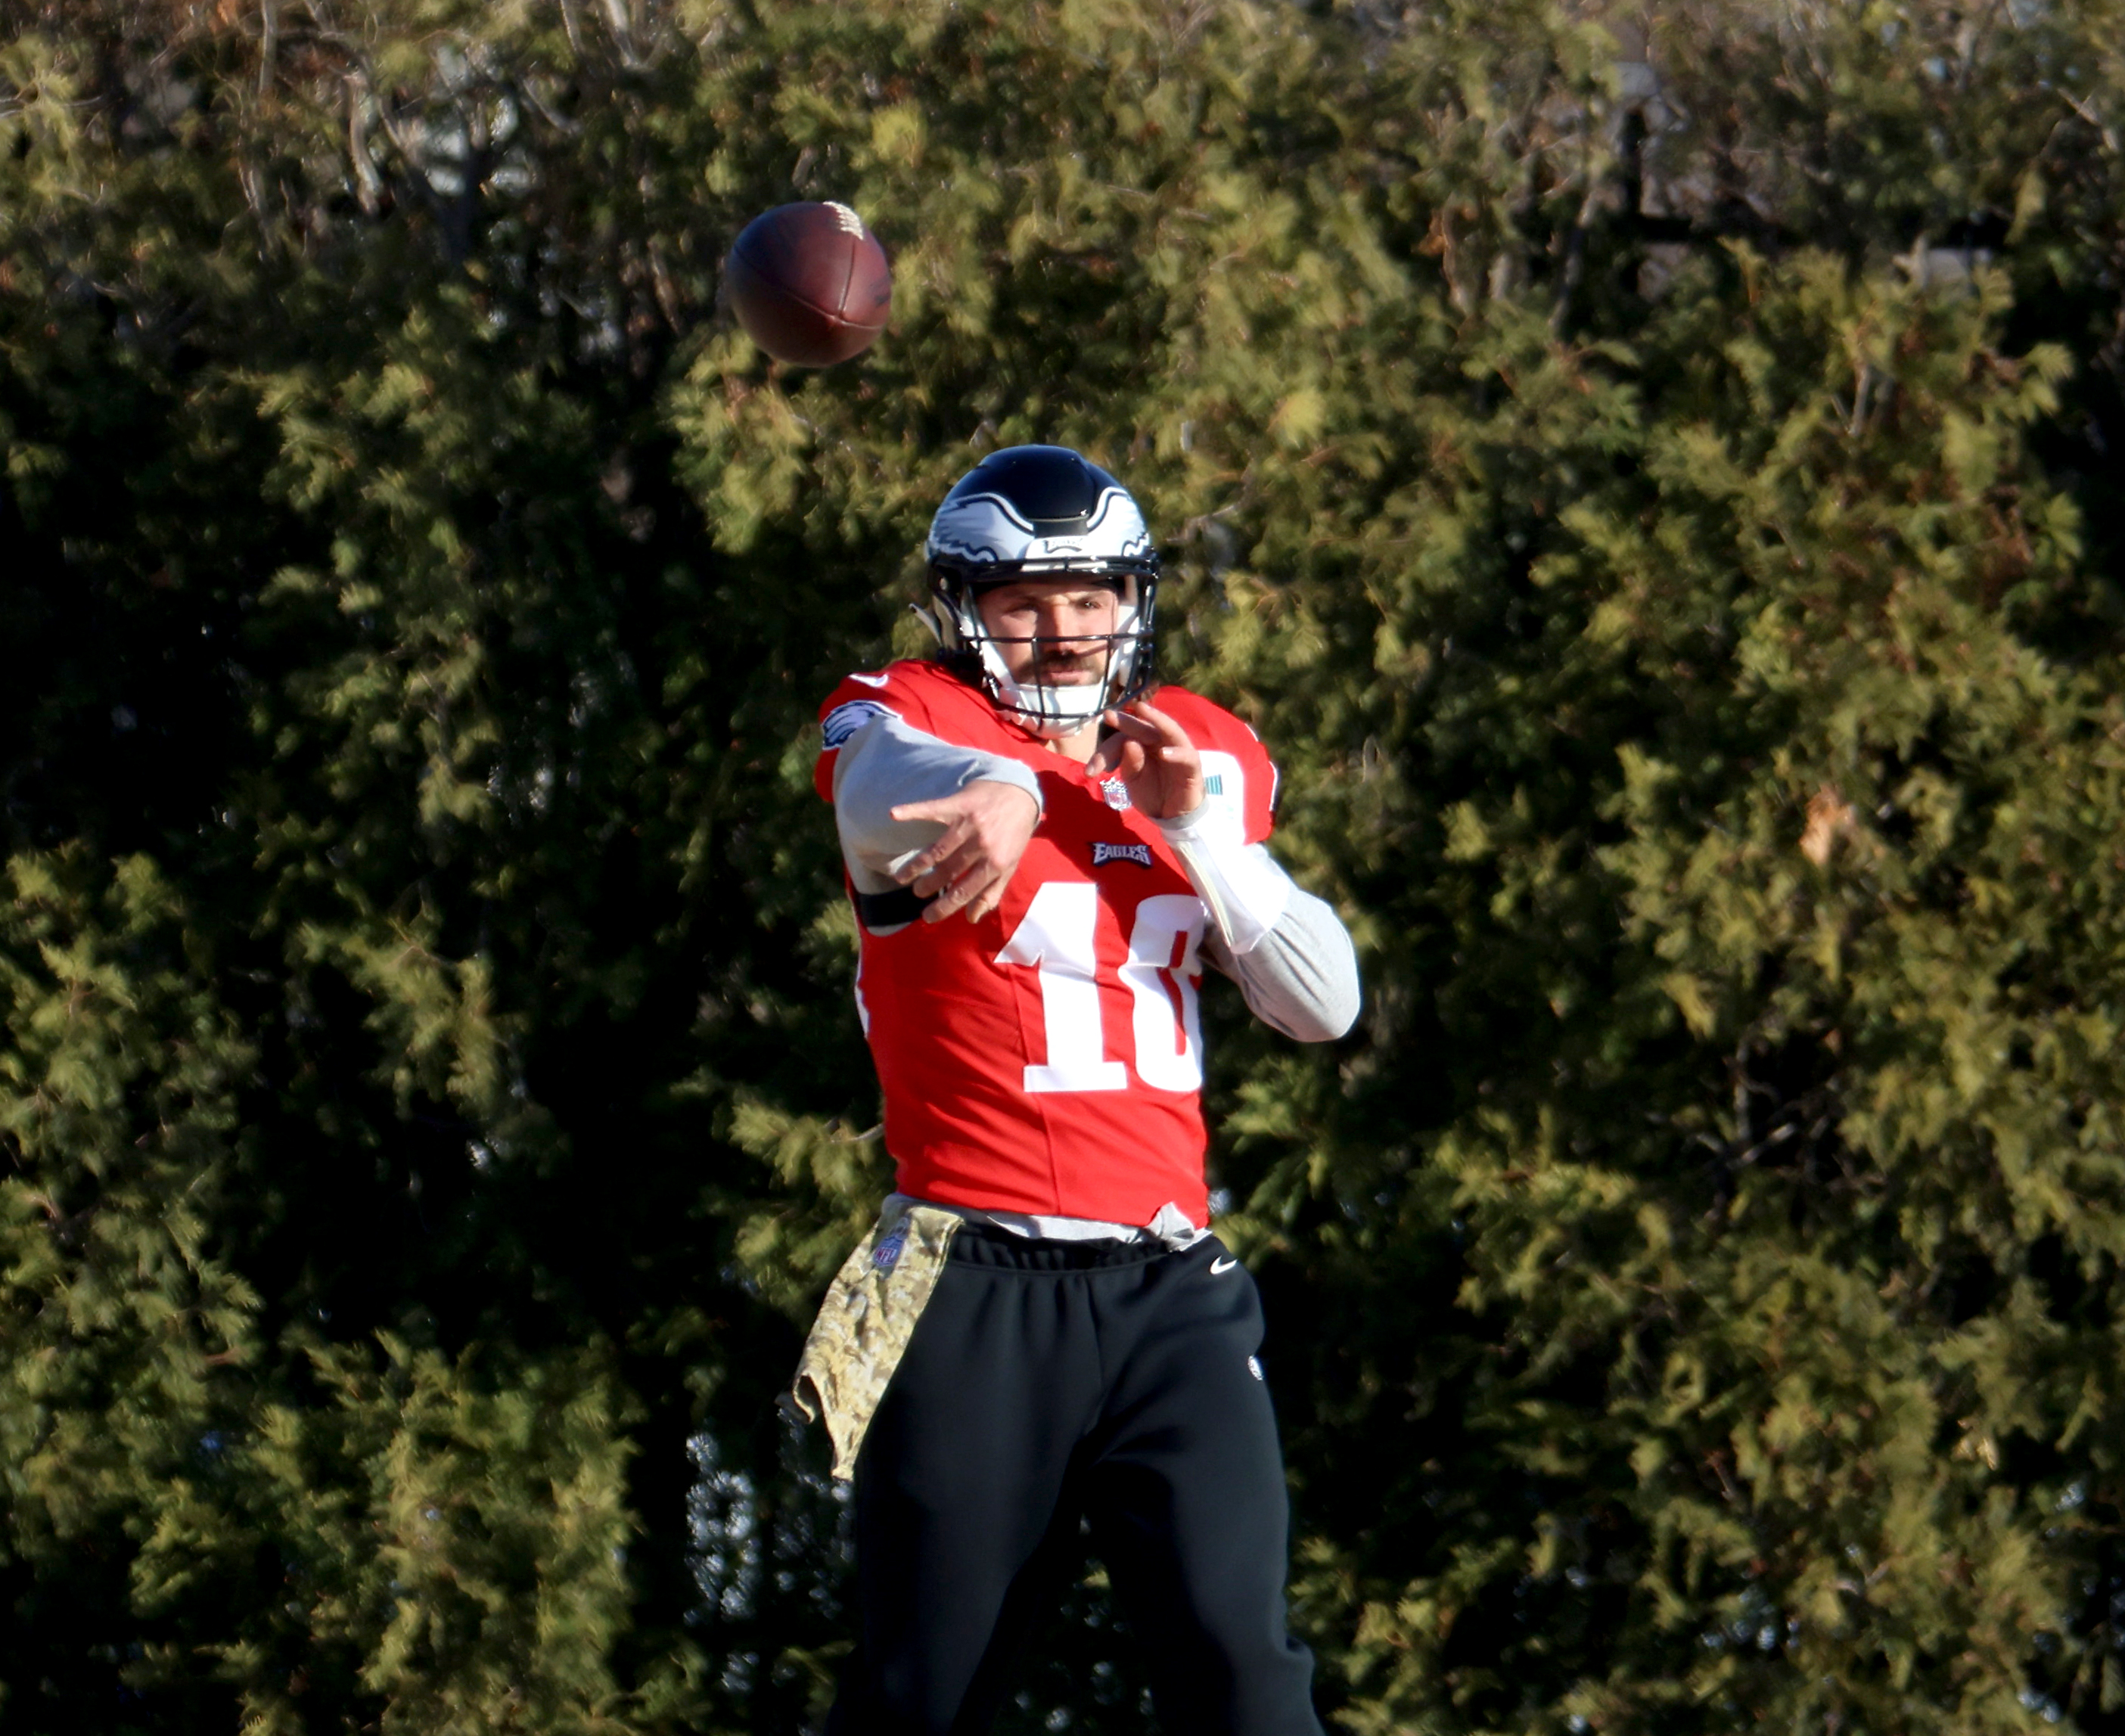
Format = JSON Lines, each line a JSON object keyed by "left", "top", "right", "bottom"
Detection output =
{"left": 790, "top": 1200, "right": 963, "bottom": 1480}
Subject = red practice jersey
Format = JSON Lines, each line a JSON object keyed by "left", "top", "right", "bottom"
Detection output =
{"left": 816, "top": 660, "right": 1278, "bottom": 1228}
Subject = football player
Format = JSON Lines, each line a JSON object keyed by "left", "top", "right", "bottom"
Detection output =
{"left": 800, "top": 445, "right": 1359, "bottom": 1736}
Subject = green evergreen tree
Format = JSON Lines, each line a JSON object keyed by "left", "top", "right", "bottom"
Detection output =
{"left": 5, "top": 0, "right": 2125, "bottom": 1728}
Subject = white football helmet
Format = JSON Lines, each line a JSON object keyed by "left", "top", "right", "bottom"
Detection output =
{"left": 919, "top": 446, "right": 1159, "bottom": 737}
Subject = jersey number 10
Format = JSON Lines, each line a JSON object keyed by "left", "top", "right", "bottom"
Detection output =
{"left": 996, "top": 884, "right": 1206, "bottom": 1094}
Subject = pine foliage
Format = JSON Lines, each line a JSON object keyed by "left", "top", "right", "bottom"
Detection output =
{"left": 5, "top": 0, "right": 2125, "bottom": 1729}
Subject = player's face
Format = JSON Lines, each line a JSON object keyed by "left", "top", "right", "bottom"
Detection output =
{"left": 974, "top": 577, "right": 1125, "bottom": 688}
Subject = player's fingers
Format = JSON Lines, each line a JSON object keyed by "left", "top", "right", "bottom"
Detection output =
{"left": 1101, "top": 707, "right": 1163, "bottom": 744}
{"left": 896, "top": 828, "right": 965, "bottom": 879}
{"left": 965, "top": 878, "right": 1011, "bottom": 924}
{"left": 908, "top": 836, "right": 980, "bottom": 897}
{"left": 918, "top": 820, "right": 1021, "bottom": 897}
{"left": 893, "top": 816, "right": 973, "bottom": 885}
{"left": 966, "top": 828, "right": 1030, "bottom": 911}
{"left": 912, "top": 798, "right": 1038, "bottom": 894}
{"left": 1123, "top": 697, "right": 1197, "bottom": 759}
{"left": 923, "top": 879, "right": 973, "bottom": 921}
{"left": 935, "top": 824, "right": 1027, "bottom": 902}
{"left": 1107, "top": 710, "right": 1195, "bottom": 776}
{"left": 915, "top": 813, "right": 1029, "bottom": 920}
{"left": 924, "top": 856, "right": 999, "bottom": 922}
{"left": 889, "top": 796, "right": 963, "bottom": 825}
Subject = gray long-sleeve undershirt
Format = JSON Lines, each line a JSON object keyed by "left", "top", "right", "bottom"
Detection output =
{"left": 831, "top": 713, "right": 1360, "bottom": 1042}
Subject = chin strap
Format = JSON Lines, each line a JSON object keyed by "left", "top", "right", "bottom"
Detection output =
{"left": 909, "top": 600, "right": 949, "bottom": 648}
{"left": 988, "top": 673, "right": 1108, "bottom": 738}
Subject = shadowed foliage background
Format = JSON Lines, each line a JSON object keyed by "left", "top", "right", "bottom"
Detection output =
{"left": 5, "top": 0, "right": 2125, "bottom": 1729}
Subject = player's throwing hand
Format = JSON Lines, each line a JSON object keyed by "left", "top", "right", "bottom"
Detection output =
{"left": 1088, "top": 698, "right": 1205, "bottom": 821}
{"left": 890, "top": 779, "right": 1041, "bottom": 923}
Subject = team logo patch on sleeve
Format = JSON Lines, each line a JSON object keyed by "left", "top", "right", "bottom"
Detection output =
{"left": 1092, "top": 842, "right": 1154, "bottom": 868}
{"left": 823, "top": 699, "right": 893, "bottom": 748}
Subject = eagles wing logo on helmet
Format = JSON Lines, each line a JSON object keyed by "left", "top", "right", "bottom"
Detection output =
{"left": 919, "top": 446, "right": 1160, "bottom": 738}
{"left": 925, "top": 492, "right": 1037, "bottom": 565}
{"left": 927, "top": 487, "right": 1151, "bottom": 570}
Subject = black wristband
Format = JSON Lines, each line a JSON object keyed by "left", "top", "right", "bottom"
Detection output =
{"left": 853, "top": 885, "right": 937, "bottom": 929}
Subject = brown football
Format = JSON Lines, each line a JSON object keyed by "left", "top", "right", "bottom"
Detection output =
{"left": 725, "top": 201, "right": 893, "bottom": 368}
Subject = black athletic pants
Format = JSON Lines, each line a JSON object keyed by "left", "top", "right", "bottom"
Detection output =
{"left": 825, "top": 1226, "right": 1323, "bottom": 1736}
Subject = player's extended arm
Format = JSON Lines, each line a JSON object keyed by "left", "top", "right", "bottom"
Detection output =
{"left": 1157, "top": 803, "right": 1362, "bottom": 1043}
{"left": 1091, "top": 699, "right": 1359, "bottom": 1042}
{"left": 832, "top": 713, "right": 1042, "bottom": 931}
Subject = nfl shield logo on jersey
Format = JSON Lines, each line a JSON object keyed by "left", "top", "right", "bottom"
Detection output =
{"left": 1098, "top": 776, "right": 1132, "bottom": 811}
